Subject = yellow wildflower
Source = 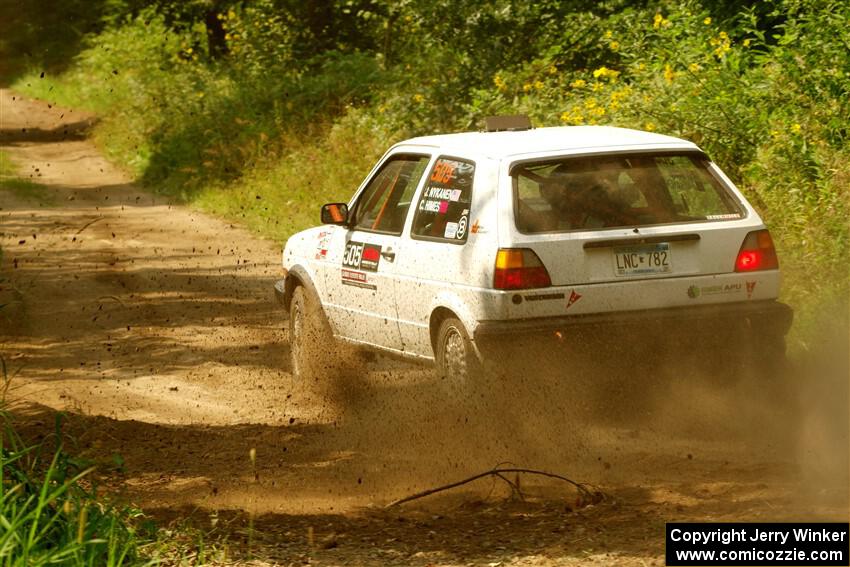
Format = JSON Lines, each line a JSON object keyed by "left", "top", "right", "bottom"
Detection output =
{"left": 560, "top": 109, "right": 586, "bottom": 125}
{"left": 610, "top": 41, "right": 620, "bottom": 51}
{"left": 703, "top": 17, "right": 712, "bottom": 25}
{"left": 413, "top": 94, "right": 424, "bottom": 103}
{"left": 570, "top": 79, "right": 586, "bottom": 88}
{"left": 534, "top": 80, "right": 544, "bottom": 90}
{"left": 719, "top": 31, "right": 728, "bottom": 39}
{"left": 493, "top": 74, "right": 507, "bottom": 91}
{"left": 645, "top": 122, "right": 656, "bottom": 131}
{"left": 549, "top": 65, "right": 558, "bottom": 75}
{"left": 593, "top": 106, "right": 606, "bottom": 117}
{"left": 227, "top": 9, "right": 236, "bottom": 19}
{"left": 523, "top": 83, "right": 532, "bottom": 92}
{"left": 664, "top": 64, "right": 676, "bottom": 83}
{"left": 791, "top": 123, "right": 801, "bottom": 134}
{"left": 593, "top": 66, "right": 610, "bottom": 78}
{"left": 689, "top": 62, "right": 701, "bottom": 73}
{"left": 714, "top": 42, "right": 731, "bottom": 58}
{"left": 743, "top": 38, "right": 751, "bottom": 47}
{"left": 653, "top": 13, "right": 664, "bottom": 28}
{"left": 605, "top": 30, "right": 613, "bottom": 38}
{"left": 584, "top": 98, "right": 598, "bottom": 110}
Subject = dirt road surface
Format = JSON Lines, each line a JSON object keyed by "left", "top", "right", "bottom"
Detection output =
{"left": 1, "top": 88, "right": 847, "bottom": 565}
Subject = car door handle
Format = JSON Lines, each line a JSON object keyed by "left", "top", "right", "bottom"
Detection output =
{"left": 381, "top": 248, "right": 396, "bottom": 261}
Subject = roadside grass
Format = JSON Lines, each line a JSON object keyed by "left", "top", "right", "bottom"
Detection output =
{"left": 0, "top": 151, "right": 54, "bottom": 206}
{"left": 193, "top": 111, "right": 390, "bottom": 241}
{"left": 0, "top": 378, "right": 146, "bottom": 566}
{"left": 0, "top": 337, "right": 223, "bottom": 566}
{"left": 0, "top": 388, "right": 236, "bottom": 566}
{"left": 1, "top": 345, "right": 147, "bottom": 565}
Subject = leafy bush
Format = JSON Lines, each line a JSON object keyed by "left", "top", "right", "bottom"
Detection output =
{"left": 463, "top": 1, "right": 849, "bottom": 331}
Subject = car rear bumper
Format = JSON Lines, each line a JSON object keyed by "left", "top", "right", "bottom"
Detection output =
{"left": 473, "top": 300, "right": 793, "bottom": 341}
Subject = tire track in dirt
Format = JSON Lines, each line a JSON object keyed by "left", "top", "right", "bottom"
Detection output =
{"left": 0, "top": 88, "right": 293, "bottom": 425}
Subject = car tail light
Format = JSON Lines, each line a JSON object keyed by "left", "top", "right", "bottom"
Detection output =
{"left": 494, "top": 248, "right": 552, "bottom": 290}
{"left": 735, "top": 229, "right": 779, "bottom": 272}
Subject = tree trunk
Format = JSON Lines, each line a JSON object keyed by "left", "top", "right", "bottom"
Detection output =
{"left": 205, "top": 7, "right": 228, "bottom": 59}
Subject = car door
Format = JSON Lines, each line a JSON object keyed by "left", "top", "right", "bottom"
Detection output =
{"left": 321, "top": 153, "right": 431, "bottom": 351}
{"left": 393, "top": 155, "right": 479, "bottom": 357}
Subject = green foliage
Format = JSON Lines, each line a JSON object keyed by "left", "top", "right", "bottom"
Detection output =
{"left": 12, "top": 0, "right": 850, "bottom": 345}
{"left": 0, "top": 412, "right": 150, "bottom": 566}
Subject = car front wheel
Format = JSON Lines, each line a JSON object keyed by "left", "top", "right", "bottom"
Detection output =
{"left": 289, "top": 286, "right": 328, "bottom": 382}
{"left": 289, "top": 285, "right": 367, "bottom": 397}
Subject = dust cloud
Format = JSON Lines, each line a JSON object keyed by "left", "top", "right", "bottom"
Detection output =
{"left": 792, "top": 304, "right": 850, "bottom": 507}
{"left": 301, "top": 306, "right": 848, "bottom": 513}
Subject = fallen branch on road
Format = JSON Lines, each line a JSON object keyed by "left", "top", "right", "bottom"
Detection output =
{"left": 75, "top": 216, "right": 104, "bottom": 234}
{"left": 386, "top": 467, "right": 603, "bottom": 508}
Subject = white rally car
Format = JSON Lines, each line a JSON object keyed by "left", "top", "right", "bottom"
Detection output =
{"left": 275, "top": 119, "right": 792, "bottom": 385}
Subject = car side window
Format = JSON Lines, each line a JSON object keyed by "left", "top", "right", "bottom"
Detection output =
{"left": 352, "top": 155, "right": 429, "bottom": 234}
{"left": 411, "top": 157, "right": 475, "bottom": 243}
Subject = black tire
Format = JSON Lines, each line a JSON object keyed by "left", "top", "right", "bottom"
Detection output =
{"left": 289, "top": 286, "right": 367, "bottom": 395}
{"left": 289, "top": 285, "right": 333, "bottom": 383}
{"left": 435, "top": 317, "right": 484, "bottom": 397}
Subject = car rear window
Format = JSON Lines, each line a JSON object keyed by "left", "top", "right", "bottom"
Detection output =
{"left": 513, "top": 152, "right": 744, "bottom": 233}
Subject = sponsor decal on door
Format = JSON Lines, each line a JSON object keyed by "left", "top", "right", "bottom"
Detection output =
{"left": 342, "top": 240, "right": 382, "bottom": 290}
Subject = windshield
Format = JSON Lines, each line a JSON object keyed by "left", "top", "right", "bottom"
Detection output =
{"left": 513, "top": 152, "right": 744, "bottom": 233}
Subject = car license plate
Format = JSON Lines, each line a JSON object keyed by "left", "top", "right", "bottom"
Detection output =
{"left": 613, "top": 243, "right": 671, "bottom": 276}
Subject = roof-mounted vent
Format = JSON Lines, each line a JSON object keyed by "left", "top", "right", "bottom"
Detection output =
{"left": 484, "top": 115, "right": 533, "bottom": 132}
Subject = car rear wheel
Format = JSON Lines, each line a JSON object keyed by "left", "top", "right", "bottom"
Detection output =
{"left": 435, "top": 317, "right": 484, "bottom": 397}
